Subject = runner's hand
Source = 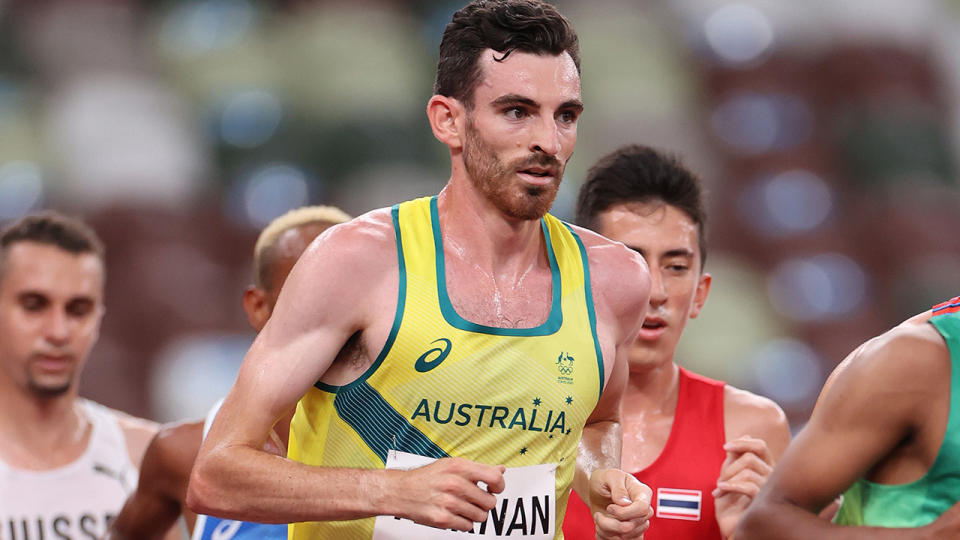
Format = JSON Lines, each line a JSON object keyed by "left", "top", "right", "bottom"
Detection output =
{"left": 713, "top": 436, "right": 774, "bottom": 538}
{"left": 589, "top": 468, "right": 653, "bottom": 539}
{"left": 391, "top": 457, "right": 505, "bottom": 532}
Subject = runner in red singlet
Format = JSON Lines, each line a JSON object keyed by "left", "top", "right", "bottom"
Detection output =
{"left": 563, "top": 145, "right": 791, "bottom": 539}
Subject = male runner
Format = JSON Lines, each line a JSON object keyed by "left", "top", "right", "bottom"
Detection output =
{"left": 737, "top": 297, "right": 960, "bottom": 538}
{"left": 563, "top": 145, "right": 790, "bottom": 539}
{"left": 0, "top": 211, "right": 162, "bottom": 539}
{"left": 106, "top": 206, "right": 351, "bottom": 540}
{"left": 188, "top": 1, "right": 654, "bottom": 539}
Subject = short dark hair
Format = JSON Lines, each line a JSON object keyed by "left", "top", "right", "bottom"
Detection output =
{"left": 576, "top": 144, "right": 708, "bottom": 266}
{"left": 0, "top": 211, "right": 105, "bottom": 263}
{"left": 434, "top": 0, "right": 580, "bottom": 107}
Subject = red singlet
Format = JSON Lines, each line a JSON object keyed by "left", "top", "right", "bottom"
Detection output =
{"left": 563, "top": 368, "right": 726, "bottom": 539}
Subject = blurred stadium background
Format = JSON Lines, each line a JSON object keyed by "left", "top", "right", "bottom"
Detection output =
{"left": 1, "top": 0, "right": 959, "bottom": 432}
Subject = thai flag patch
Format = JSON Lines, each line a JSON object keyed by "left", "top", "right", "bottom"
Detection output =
{"left": 656, "top": 488, "right": 702, "bottom": 521}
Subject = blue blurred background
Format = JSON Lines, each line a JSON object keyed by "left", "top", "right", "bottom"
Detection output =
{"left": 2, "top": 0, "right": 959, "bottom": 432}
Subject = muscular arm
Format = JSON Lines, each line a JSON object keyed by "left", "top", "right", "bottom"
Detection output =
{"left": 713, "top": 387, "right": 790, "bottom": 538}
{"left": 108, "top": 421, "right": 202, "bottom": 540}
{"left": 188, "top": 214, "right": 407, "bottom": 522}
{"left": 574, "top": 235, "right": 650, "bottom": 490}
{"left": 187, "top": 212, "right": 503, "bottom": 529}
{"left": 722, "top": 388, "right": 791, "bottom": 463}
{"left": 575, "top": 341, "right": 630, "bottom": 494}
{"left": 573, "top": 232, "right": 652, "bottom": 539}
{"left": 737, "top": 321, "right": 957, "bottom": 539}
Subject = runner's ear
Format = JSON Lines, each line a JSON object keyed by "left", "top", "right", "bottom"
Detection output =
{"left": 243, "top": 286, "right": 271, "bottom": 331}
{"left": 427, "top": 94, "right": 466, "bottom": 151}
{"left": 689, "top": 273, "right": 711, "bottom": 319}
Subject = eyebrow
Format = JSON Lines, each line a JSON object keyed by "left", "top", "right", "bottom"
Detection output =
{"left": 17, "top": 290, "right": 97, "bottom": 303}
{"left": 491, "top": 94, "right": 538, "bottom": 109}
{"left": 490, "top": 94, "right": 584, "bottom": 113}
{"left": 559, "top": 99, "right": 584, "bottom": 114}
{"left": 626, "top": 246, "right": 695, "bottom": 259}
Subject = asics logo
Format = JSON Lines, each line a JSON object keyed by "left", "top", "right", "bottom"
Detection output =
{"left": 212, "top": 520, "right": 243, "bottom": 540}
{"left": 415, "top": 338, "right": 452, "bottom": 372}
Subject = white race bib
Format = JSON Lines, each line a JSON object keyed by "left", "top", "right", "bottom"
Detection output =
{"left": 372, "top": 451, "right": 557, "bottom": 539}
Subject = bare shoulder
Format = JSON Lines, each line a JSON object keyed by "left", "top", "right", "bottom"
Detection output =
{"left": 148, "top": 420, "right": 204, "bottom": 476}
{"left": 275, "top": 206, "right": 397, "bottom": 317}
{"left": 569, "top": 222, "right": 648, "bottom": 281}
{"left": 101, "top": 406, "right": 160, "bottom": 467}
{"left": 723, "top": 384, "right": 790, "bottom": 457}
{"left": 153, "top": 418, "right": 204, "bottom": 448}
{"left": 568, "top": 223, "right": 650, "bottom": 328}
{"left": 834, "top": 316, "right": 947, "bottom": 389}
{"left": 810, "top": 313, "right": 947, "bottom": 434}
{"left": 288, "top": 207, "right": 397, "bottom": 296}
{"left": 302, "top": 207, "right": 396, "bottom": 264}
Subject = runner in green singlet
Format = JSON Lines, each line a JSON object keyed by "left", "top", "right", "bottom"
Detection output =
{"left": 737, "top": 297, "right": 960, "bottom": 538}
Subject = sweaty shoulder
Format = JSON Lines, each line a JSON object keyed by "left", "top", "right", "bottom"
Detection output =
{"left": 271, "top": 207, "right": 400, "bottom": 342}
{"left": 816, "top": 313, "right": 948, "bottom": 420}
{"left": 840, "top": 316, "right": 946, "bottom": 384}
{"left": 567, "top": 223, "right": 650, "bottom": 338}
{"left": 723, "top": 384, "right": 790, "bottom": 458}
{"left": 147, "top": 420, "right": 204, "bottom": 482}
{"left": 295, "top": 207, "right": 397, "bottom": 281}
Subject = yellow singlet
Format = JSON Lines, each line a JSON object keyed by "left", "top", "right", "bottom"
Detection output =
{"left": 288, "top": 196, "right": 604, "bottom": 539}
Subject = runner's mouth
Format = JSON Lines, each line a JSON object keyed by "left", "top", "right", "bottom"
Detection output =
{"left": 520, "top": 167, "right": 556, "bottom": 177}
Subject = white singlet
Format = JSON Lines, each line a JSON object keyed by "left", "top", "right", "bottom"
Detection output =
{"left": 0, "top": 398, "right": 139, "bottom": 540}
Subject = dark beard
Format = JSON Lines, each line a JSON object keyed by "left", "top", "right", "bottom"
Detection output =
{"left": 463, "top": 119, "right": 562, "bottom": 220}
{"left": 28, "top": 379, "right": 71, "bottom": 398}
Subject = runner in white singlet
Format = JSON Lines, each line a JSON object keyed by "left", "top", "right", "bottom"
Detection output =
{"left": 0, "top": 212, "right": 163, "bottom": 540}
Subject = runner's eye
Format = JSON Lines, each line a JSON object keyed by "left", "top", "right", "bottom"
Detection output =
{"left": 505, "top": 107, "right": 527, "bottom": 120}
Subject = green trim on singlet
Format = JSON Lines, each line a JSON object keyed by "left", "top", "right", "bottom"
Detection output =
{"left": 834, "top": 309, "right": 960, "bottom": 527}
{"left": 431, "top": 196, "right": 563, "bottom": 336}
{"left": 314, "top": 204, "right": 407, "bottom": 392}
{"left": 932, "top": 312, "right": 960, "bottom": 354}
{"left": 564, "top": 223, "right": 605, "bottom": 400}
{"left": 332, "top": 381, "right": 449, "bottom": 463}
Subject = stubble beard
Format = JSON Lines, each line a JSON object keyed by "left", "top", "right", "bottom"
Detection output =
{"left": 463, "top": 118, "right": 562, "bottom": 221}
{"left": 26, "top": 362, "right": 75, "bottom": 398}
{"left": 28, "top": 380, "right": 71, "bottom": 398}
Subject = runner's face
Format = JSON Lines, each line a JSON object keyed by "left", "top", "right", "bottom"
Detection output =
{"left": 596, "top": 202, "right": 710, "bottom": 372}
{"left": 462, "top": 50, "right": 582, "bottom": 220}
{"left": 0, "top": 243, "right": 104, "bottom": 397}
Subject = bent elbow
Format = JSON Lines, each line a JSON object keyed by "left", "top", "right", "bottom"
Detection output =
{"left": 186, "top": 459, "right": 222, "bottom": 516}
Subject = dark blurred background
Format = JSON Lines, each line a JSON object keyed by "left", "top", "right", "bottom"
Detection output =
{"left": 1, "top": 0, "right": 958, "bottom": 432}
